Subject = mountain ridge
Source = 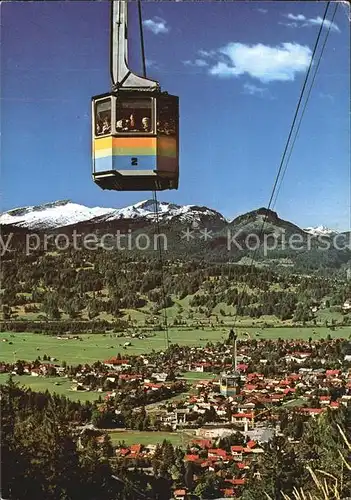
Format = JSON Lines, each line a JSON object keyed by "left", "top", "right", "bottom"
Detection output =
{"left": 1, "top": 200, "right": 350, "bottom": 273}
{"left": 0, "top": 199, "right": 339, "bottom": 235}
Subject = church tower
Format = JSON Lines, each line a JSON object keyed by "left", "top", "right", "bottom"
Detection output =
{"left": 220, "top": 329, "right": 241, "bottom": 397}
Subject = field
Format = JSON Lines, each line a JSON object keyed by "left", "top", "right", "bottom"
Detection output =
{"left": 1, "top": 325, "right": 347, "bottom": 446}
{"left": 0, "top": 326, "right": 350, "bottom": 366}
{"left": 0, "top": 373, "right": 108, "bottom": 402}
{"left": 1, "top": 326, "right": 349, "bottom": 403}
{"left": 108, "top": 430, "right": 194, "bottom": 447}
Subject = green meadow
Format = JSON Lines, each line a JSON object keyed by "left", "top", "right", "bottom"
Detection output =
{"left": 0, "top": 325, "right": 348, "bottom": 412}
{"left": 108, "top": 430, "right": 194, "bottom": 447}
{"left": 0, "top": 326, "right": 349, "bottom": 366}
{"left": 0, "top": 373, "right": 108, "bottom": 402}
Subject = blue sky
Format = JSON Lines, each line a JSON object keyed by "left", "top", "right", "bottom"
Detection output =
{"left": 1, "top": 1, "right": 349, "bottom": 229}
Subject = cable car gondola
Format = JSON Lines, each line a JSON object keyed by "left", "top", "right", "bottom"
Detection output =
{"left": 92, "top": 1, "right": 179, "bottom": 191}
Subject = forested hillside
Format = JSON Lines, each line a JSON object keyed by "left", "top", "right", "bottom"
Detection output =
{"left": 1, "top": 246, "right": 351, "bottom": 329}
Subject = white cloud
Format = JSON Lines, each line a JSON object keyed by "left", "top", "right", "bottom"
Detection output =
{"left": 279, "top": 22, "right": 298, "bottom": 28}
{"left": 209, "top": 61, "right": 238, "bottom": 77}
{"left": 257, "top": 8, "right": 268, "bottom": 14}
{"left": 198, "top": 49, "right": 216, "bottom": 58}
{"left": 195, "top": 59, "right": 208, "bottom": 67}
{"left": 284, "top": 13, "right": 340, "bottom": 32}
{"left": 243, "top": 83, "right": 267, "bottom": 95}
{"left": 183, "top": 58, "right": 208, "bottom": 67}
{"left": 287, "top": 13, "right": 306, "bottom": 21}
{"left": 304, "top": 16, "right": 340, "bottom": 32}
{"left": 143, "top": 17, "right": 169, "bottom": 35}
{"left": 145, "top": 59, "right": 161, "bottom": 70}
{"left": 208, "top": 42, "right": 312, "bottom": 83}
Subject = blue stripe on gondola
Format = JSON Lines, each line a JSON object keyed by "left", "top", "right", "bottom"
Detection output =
{"left": 94, "top": 155, "right": 157, "bottom": 173}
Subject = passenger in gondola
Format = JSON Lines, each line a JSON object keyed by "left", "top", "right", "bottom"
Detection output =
{"left": 96, "top": 114, "right": 104, "bottom": 135}
{"left": 141, "top": 117, "right": 150, "bottom": 132}
{"left": 129, "top": 114, "right": 136, "bottom": 130}
{"left": 102, "top": 117, "right": 111, "bottom": 134}
{"left": 116, "top": 118, "right": 130, "bottom": 131}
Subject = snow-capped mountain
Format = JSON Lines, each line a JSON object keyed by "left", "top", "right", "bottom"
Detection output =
{"left": 0, "top": 200, "right": 115, "bottom": 230}
{"left": 0, "top": 199, "right": 227, "bottom": 230}
{"left": 98, "top": 199, "right": 227, "bottom": 225}
{"left": 104, "top": 199, "right": 180, "bottom": 220}
{"left": 0, "top": 199, "right": 340, "bottom": 236}
{"left": 303, "top": 225, "right": 337, "bottom": 237}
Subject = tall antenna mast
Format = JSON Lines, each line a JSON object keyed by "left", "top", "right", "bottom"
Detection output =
{"left": 233, "top": 331, "right": 237, "bottom": 371}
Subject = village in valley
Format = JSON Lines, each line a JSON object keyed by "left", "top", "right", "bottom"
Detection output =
{"left": 2, "top": 328, "right": 351, "bottom": 498}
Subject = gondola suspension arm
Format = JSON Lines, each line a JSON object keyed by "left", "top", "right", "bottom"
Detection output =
{"left": 110, "top": 0, "right": 159, "bottom": 90}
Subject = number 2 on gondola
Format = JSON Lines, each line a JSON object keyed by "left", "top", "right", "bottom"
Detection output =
{"left": 131, "top": 157, "right": 138, "bottom": 166}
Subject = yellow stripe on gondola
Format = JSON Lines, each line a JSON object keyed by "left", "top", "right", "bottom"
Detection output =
{"left": 94, "top": 137, "right": 113, "bottom": 150}
{"left": 93, "top": 137, "right": 177, "bottom": 157}
{"left": 94, "top": 137, "right": 157, "bottom": 158}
